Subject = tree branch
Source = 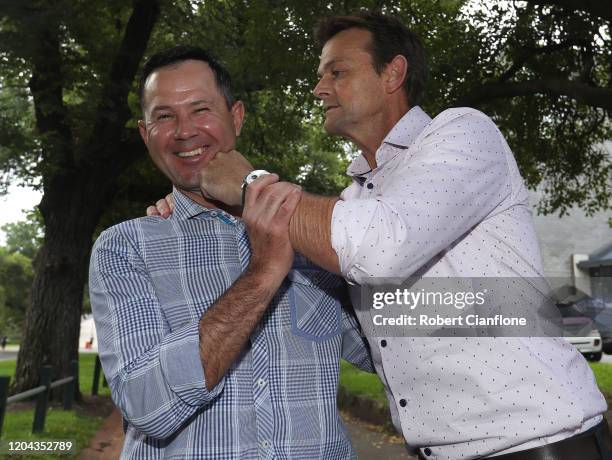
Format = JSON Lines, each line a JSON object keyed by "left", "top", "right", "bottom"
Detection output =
{"left": 499, "top": 39, "right": 589, "bottom": 82}
{"left": 455, "top": 79, "right": 612, "bottom": 111}
{"left": 86, "top": 0, "right": 160, "bottom": 162}
{"left": 523, "top": 0, "right": 612, "bottom": 22}
{"left": 28, "top": 18, "right": 74, "bottom": 170}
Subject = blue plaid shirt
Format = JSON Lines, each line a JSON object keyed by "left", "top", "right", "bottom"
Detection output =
{"left": 89, "top": 190, "right": 373, "bottom": 459}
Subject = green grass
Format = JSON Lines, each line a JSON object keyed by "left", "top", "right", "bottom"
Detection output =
{"left": 589, "top": 362, "right": 612, "bottom": 396}
{"left": 339, "top": 360, "right": 388, "bottom": 405}
{"left": 77, "top": 353, "right": 111, "bottom": 397}
{"left": 0, "top": 353, "right": 111, "bottom": 458}
{"left": 0, "top": 353, "right": 110, "bottom": 397}
{"left": 1, "top": 408, "right": 105, "bottom": 459}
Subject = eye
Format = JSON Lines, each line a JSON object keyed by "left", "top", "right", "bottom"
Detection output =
{"left": 331, "top": 70, "right": 344, "bottom": 78}
{"left": 194, "top": 107, "right": 210, "bottom": 113}
{"left": 156, "top": 113, "right": 173, "bottom": 121}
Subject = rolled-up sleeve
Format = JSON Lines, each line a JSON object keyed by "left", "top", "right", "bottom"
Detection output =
{"left": 89, "top": 227, "right": 225, "bottom": 439}
{"left": 331, "top": 110, "right": 512, "bottom": 285}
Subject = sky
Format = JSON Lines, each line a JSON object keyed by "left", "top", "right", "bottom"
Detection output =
{"left": 0, "top": 184, "right": 42, "bottom": 244}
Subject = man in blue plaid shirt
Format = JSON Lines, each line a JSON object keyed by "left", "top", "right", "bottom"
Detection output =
{"left": 89, "top": 45, "right": 373, "bottom": 459}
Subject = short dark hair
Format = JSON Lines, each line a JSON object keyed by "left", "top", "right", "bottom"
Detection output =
{"left": 314, "top": 11, "right": 427, "bottom": 107}
{"left": 138, "top": 45, "right": 234, "bottom": 112}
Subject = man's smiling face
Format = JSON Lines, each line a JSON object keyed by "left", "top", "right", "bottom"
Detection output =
{"left": 139, "top": 59, "right": 244, "bottom": 195}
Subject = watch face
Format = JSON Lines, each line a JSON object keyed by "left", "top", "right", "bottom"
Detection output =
{"left": 245, "top": 170, "right": 270, "bottom": 185}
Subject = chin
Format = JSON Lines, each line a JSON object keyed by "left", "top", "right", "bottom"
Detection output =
{"left": 323, "top": 119, "right": 339, "bottom": 135}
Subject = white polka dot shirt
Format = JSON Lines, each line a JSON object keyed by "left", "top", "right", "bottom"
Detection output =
{"left": 331, "top": 106, "right": 607, "bottom": 459}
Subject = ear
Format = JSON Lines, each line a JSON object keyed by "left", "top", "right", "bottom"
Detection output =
{"left": 231, "top": 101, "right": 245, "bottom": 136}
{"left": 383, "top": 55, "right": 408, "bottom": 95}
{"left": 138, "top": 119, "right": 149, "bottom": 146}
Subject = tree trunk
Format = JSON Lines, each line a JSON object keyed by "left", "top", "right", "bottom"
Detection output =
{"left": 13, "top": 175, "right": 102, "bottom": 397}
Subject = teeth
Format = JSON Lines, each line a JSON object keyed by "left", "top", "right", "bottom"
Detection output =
{"left": 177, "top": 147, "right": 204, "bottom": 158}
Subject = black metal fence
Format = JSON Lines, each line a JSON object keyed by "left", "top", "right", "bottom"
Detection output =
{"left": 0, "top": 356, "right": 107, "bottom": 437}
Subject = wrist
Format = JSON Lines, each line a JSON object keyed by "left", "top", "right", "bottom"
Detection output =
{"left": 241, "top": 170, "right": 271, "bottom": 206}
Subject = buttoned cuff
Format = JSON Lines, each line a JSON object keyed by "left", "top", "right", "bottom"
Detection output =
{"left": 159, "top": 321, "right": 225, "bottom": 406}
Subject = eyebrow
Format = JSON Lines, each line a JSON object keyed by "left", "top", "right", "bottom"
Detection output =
{"left": 317, "top": 58, "right": 346, "bottom": 77}
{"left": 150, "top": 99, "right": 213, "bottom": 113}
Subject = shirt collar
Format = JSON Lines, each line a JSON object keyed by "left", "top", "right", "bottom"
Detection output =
{"left": 346, "top": 105, "right": 432, "bottom": 177}
{"left": 171, "top": 187, "right": 215, "bottom": 220}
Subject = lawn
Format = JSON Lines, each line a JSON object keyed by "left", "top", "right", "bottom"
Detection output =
{"left": 0, "top": 353, "right": 111, "bottom": 459}
{"left": 339, "top": 360, "right": 388, "bottom": 405}
{"left": 589, "top": 362, "right": 612, "bottom": 396}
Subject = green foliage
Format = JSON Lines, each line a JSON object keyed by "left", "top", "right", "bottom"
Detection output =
{"left": 0, "top": 248, "right": 33, "bottom": 340}
{"left": 455, "top": 0, "right": 612, "bottom": 216}
{"left": 1, "top": 0, "right": 610, "bottom": 221}
{"left": 0, "top": 209, "right": 42, "bottom": 339}
{"left": 1, "top": 209, "right": 44, "bottom": 260}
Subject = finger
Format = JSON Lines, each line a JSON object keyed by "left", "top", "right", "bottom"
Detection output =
{"left": 257, "top": 183, "right": 301, "bottom": 221}
{"left": 165, "top": 193, "right": 175, "bottom": 211}
{"left": 244, "top": 173, "right": 279, "bottom": 208}
{"left": 276, "top": 186, "right": 302, "bottom": 224}
{"left": 146, "top": 205, "right": 161, "bottom": 217}
{"left": 156, "top": 198, "right": 171, "bottom": 218}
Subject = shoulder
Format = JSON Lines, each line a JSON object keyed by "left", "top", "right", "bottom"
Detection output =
{"left": 424, "top": 107, "right": 499, "bottom": 135}
{"left": 93, "top": 216, "right": 171, "bottom": 254}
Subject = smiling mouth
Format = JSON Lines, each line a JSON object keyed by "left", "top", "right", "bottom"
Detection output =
{"left": 175, "top": 146, "right": 209, "bottom": 158}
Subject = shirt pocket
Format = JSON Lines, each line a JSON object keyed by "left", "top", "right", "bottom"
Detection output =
{"left": 287, "top": 269, "right": 342, "bottom": 342}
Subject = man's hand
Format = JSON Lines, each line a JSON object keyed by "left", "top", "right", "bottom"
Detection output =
{"left": 200, "top": 149, "right": 253, "bottom": 206}
{"left": 146, "top": 193, "right": 174, "bottom": 218}
{"left": 242, "top": 174, "right": 302, "bottom": 281}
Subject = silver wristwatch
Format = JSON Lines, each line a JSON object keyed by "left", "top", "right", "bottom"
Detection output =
{"left": 241, "top": 170, "right": 271, "bottom": 206}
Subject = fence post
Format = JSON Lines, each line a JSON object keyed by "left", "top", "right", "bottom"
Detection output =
{"left": 63, "top": 360, "right": 78, "bottom": 410}
{"left": 0, "top": 376, "right": 10, "bottom": 438}
{"left": 92, "top": 355, "right": 101, "bottom": 396}
{"left": 32, "top": 365, "right": 53, "bottom": 433}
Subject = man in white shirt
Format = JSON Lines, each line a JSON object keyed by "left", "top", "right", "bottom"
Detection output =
{"left": 150, "top": 11, "right": 611, "bottom": 460}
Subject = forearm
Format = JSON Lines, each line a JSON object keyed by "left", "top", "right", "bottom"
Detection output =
{"left": 199, "top": 267, "right": 282, "bottom": 390}
{"left": 289, "top": 192, "right": 341, "bottom": 274}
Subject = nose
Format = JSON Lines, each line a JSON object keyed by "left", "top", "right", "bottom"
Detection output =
{"left": 313, "top": 76, "right": 330, "bottom": 100}
{"left": 174, "top": 113, "right": 198, "bottom": 140}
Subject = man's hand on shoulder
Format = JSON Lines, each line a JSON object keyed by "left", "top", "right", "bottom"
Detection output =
{"left": 146, "top": 193, "right": 174, "bottom": 218}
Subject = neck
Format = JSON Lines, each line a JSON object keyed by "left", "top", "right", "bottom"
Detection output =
{"left": 347, "top": 102, "right": 412, "bottom": 170}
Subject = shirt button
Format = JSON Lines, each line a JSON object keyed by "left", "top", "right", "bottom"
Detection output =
{"left": 257, "top": 378, "right": 266, "bottom": 388}
{"left": 210, "top": 211, "right": 218, "bottom": 217}
{"left": 260, "top": 440, "right": 270, "bottom": 449}
{"left": 424, "top": 447, "right": 432, "bottom": 456}
{"left": 380, "top": 339, "right": 387, "bottom": 347}
{"left": 366, "top": 183, "right": 374, "bottom": 189}
{"left": 399, "top": 398, "right": 407, "bottom": 407}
